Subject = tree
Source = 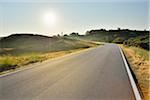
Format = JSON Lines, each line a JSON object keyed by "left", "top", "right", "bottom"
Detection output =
{"left": 63, "top": 34, "right": 68, "bottom": 36}
{"left": 70, "top": 32, "right": 79, "bottom": 36}
{"left": 85, "top": 31, "right": 90, "bottom": 35}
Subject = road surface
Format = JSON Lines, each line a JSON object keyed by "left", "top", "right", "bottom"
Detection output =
{"left": 0, "top": 44, "right": 135, "bottom": 100}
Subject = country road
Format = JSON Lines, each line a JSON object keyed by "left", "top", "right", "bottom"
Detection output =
{"left": 0, "top": 44, "right": 135, "bottom": 100}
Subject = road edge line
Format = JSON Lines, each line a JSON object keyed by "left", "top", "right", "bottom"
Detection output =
{"left": 119, "top": 46, "right": 142, "bottom": 100}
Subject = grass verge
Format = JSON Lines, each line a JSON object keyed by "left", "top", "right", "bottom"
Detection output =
{"left": 0, "top": 46, "right": 98, "bottom": 75}
{"left": 121, "top": 45, "right": 149, "bottom": 100}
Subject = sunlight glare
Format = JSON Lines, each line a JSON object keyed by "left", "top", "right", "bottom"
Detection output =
{"left": 43, "top": 12, "right": 57, "bottom": 26}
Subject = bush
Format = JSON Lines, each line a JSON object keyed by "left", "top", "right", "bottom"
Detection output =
{"left": 123, "top": 36, "right": 149, "bottom": 50}
{"left": 0, "top": 56, "right": 17, "bottom": 72}
{"left": 112, "top": 37, "right": 124, "bottom": 44}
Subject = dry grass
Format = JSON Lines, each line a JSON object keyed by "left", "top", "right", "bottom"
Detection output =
{"left": 121, "top": 45, "right": 149, "bottom": 100}
{"left": 0, "top": 48, "right": 88, "bottom": 74}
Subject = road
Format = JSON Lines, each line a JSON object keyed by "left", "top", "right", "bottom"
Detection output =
{"left": 0, "top": 44, "right": 135, "bottom": 100}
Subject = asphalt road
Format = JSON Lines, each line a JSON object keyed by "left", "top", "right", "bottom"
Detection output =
{"left": 0, "top": 44, "right": 135, "bottom": 100}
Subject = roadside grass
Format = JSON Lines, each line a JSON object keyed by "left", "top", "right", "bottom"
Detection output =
{"left": 0, "top": 46, "right": 99, "bottom": 75}
{"left": 129, "top": 46, "right": 149, "bottom": 61}
{"left": 121, "top": 45, "right": 149, "bottom": 100}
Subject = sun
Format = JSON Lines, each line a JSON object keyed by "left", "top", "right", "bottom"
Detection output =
{"left": 43, "top": 12, "right": 57, "bottom": 26}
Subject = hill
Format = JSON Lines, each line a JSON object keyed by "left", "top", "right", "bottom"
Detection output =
{"left": 0, "top": 34, "right": 97, "bottom": 55}
{"left": 67, "top": 29, "right": 149, "bottom": 50}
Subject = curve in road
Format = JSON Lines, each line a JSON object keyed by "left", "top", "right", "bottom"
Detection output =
{"left": 0, "top": 44, "right": 135, "bottom": 100}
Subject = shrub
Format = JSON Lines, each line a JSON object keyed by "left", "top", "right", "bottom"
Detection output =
{"left": 112, "top": 37, "right": 124, "bottom": 44}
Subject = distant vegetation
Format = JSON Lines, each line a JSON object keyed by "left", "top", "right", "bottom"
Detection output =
{"left": 66, "top": 29, "right": 149, "bottom": 50}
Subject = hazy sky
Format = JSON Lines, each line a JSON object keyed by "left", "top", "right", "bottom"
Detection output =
{"left": 0, "top": 0, "right": 149, "bottom": 36}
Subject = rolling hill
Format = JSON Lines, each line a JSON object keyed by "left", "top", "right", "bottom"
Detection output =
{"left": 0, "top": 34, "right": 97, "bottom": 55}
{"left": 67, "top": 29, "right": 149, "bottom": 50}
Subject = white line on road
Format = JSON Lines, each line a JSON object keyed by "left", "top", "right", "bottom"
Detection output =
{"left": 119, "top": 46, "right": 142, "bottom": 100}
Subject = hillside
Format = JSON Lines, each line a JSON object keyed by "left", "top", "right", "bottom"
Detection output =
{"left": 0, "top": 34, "right": 97, "bottom": 55}
{"left": 67, "top": 29, "right": 149, "bottom": 50}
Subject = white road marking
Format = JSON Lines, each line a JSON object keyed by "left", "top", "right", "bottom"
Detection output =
{"left": 119, "top": 46, "right": 142, "bottom": 100}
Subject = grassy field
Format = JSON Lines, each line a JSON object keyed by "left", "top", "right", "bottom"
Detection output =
{"left": 121, "top": 45, "right": 149, "bottom": 100}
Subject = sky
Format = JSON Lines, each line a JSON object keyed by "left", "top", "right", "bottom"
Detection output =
{"left": 0, "top": 0, "right": 149, "bottom": 37}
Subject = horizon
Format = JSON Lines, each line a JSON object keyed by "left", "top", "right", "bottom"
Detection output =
{"left": 0, "top": 28, "right": 148, "bottom": 37}
{"left": 0, "top": 0, "right": 149, "bottom": 37}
